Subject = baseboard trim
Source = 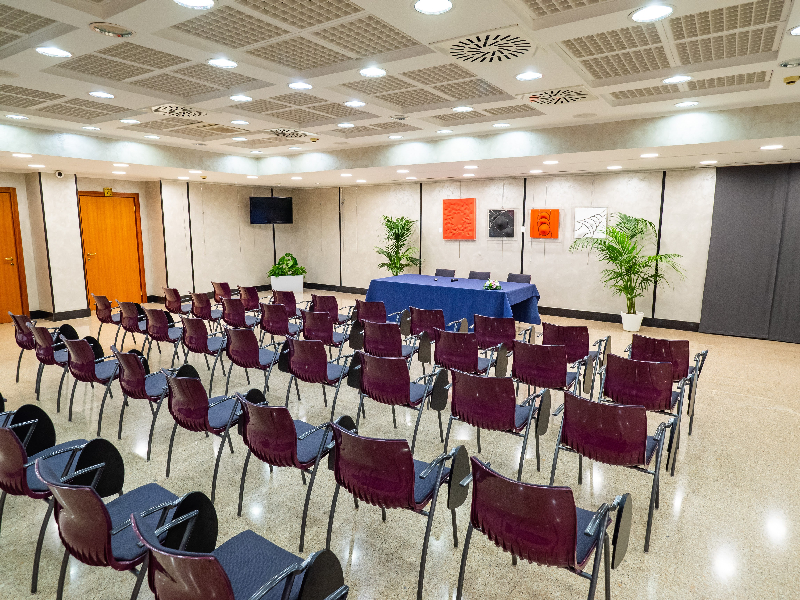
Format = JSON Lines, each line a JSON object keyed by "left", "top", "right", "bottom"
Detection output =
{"left": 538, "top": 306, "right": 699, "bottom": 332}
{"left": 305, "top": 283, "right": 369, "bottom": 295}
{"left": 30, "top": 310, "right": 53, "bottom": 320}
{"left": 147, "top": 295, "right": 164, "bottom": 304}
{"left": 51, "top": 309, "right": 91, "bottom": 321}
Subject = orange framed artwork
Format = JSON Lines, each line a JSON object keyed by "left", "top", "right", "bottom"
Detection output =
{"left": 443, "top": 198, "right": 476, "bottom": 240}
{"left": 530, "top": 208, "right": 559, "bottom": 239}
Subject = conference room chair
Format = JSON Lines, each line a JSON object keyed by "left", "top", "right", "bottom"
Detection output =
{"left": 142, "top": 308, "right": 183, "bottom": 366}
{"left": 212, "top": 281, "right": 238, "bottom": 305}
{"left": 349, "top": 352, "right": 446, "bottom": 452}
{"left": 456, "top": 457, "right": 632, "bottom": 600}
{"left": 551, "top": 392, "right": 672, "bottom": 552}
{"left": 470, "top": 314, "right": 529, "bottom": 377}
{"left": 165, "top": 365, "right": 241, "bottom": 503}
{"left": 191, "top": 292, "right": 223, "bottom": 331}
{"left": 223, "top": 327, "right": 280, "bottom": 395}
{"left": 272, "top": 289, "right": 309, "bottom": 318}
{"left": 259, "top": 302, "right": 301, "bottom": 344}
{"left": 325, "top": 423, "right": 470, "bottom": 600}
{"left": 434, "top": 268, "right": 456, "bottom": 277}
{"left": 29, "top": 324, "right": 75, "bottom": 407}
{"left": 408, "top": 306, "right": 464, "bottom": 371}
{"left": 63, "top": 339, "right": 119, "bottom": 433}
{"left": 506, "top": 273, "right": 532, "bottom": 284}
{"left": 434, "top": 329, "right": 496, "bottom": 376}
{"left": 512, "top": 340, "right": 579, "bottom": 400}
{"left": 362, "top": 320, "right": 417, "bottom": 360}
{"left": 9, "top": 312, "right": 35, "bottom": 383}
{"left": 237, "top": 285, "right": 261, "bottom": 313}
{"left": 90, "top": 294, "right": 121, "bottom": 344}
{"left": 349, "top": 299, "right": 406, "bottom": 351}
{"left": 686, "top": 350, "right": 709, "bottom": 435}
{"left": 180, "top": 316, "right": 227, "bottom": 395}
{"left": 132, "top": 503, "right": 350, "bottom": 600}
{"left": 163, "top": 287, "right": 191, "bottom": 316}
{"left": 468, "top": 270, "right": 491, "bottom": 280}
{"left": 301, "top": 310, "right": 350, "bottom": 361}
{"left": 117, "top": 301, "right": 149, "bottom": 353}
{"left": 222, "top": 298, "right": 259, "bottom": 329}
{"left": 444, "top": 370, "right": 551, "bottom": 476}
{"left": 352, "top": 299, "right": 389, "bottom": 325}
{"left": 311, "top": 294, "right": 354, "bottom": 325}
{"left": 111, "top": 345, "right": 168, "bottom": 461}
{"left": 0, "top": 404, "right": 90, "bottom": 593}
{"left": 542, "top": 322, "right": 601, "bottom": 395}
{"left": 36, "top": 442, "right": 178, "bottom": 600}
{"left": 236, "top": 389, "right": 357, "bottom": 552}
{"left": 282, "top": 338, "right": 352, "bottom": 421}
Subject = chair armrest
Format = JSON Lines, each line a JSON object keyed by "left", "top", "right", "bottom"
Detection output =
{"left": 552, "top": 403, "right": 564, "bottom": 416}
{"left": 412, "top": 366, "right": 441, "bottom": 385}
{"left": 332, "top": 352, "right": 355, "bottom": 364}
{"left": 297, "top": 422, "right": 329, "bottom": 441}
{"left": 517, "top": 326, "right": 534, "bottom": 343}
{"left": 24, "top": 443, "right": 87, "bottom": 468}
{"left": 248, "top": 561, "right": 306, "bottom": 600}
{"left": 386, "top": 310, "right": 404, "bottom": 324}
{"left": 95, "top": 355, "right": 116, "bottom": 363}
{"left": 446, "top": 319, "right": 462, "bottom": 330}
{"left": 322, "top": 586, "right": 349, "bottom": 600}
{"left": 521, "top": 389, "right": 546, "bottom": 407}
{"left": 60, "top": 462, "right": 105, "bottom": 490}
{"left": 418, "top": 446, "right": 458, "bottom": 479}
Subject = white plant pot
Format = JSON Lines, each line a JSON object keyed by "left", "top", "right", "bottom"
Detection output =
{"left": 621, "top": 311, "right": 645, "bottom": 332}
{"left": 271, "top": 275, "right": 304, "bottom": 299}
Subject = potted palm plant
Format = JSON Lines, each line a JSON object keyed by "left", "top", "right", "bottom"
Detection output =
{"left": 375, "top": 215, "right": 422, "bottom": 276}
{"left": 269, "top": 252, "right": 307, "bottom": 298}
{"left": 570, "top": 213, "right": 683, "bottom": 332}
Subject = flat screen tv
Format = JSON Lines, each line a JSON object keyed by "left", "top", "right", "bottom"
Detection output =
{"left": 250, "top": 196, "right": 293, "bottom": 224}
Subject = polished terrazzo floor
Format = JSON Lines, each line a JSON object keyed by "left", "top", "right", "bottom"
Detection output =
{"left": 1, "top": 292, "right": 797, "bottom": 600}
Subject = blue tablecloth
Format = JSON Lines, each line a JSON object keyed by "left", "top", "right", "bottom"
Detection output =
{"left": 365, "top": 275, "right": 541, "bottom": 327}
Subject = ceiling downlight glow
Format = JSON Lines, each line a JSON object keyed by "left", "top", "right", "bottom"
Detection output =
{"left": 144, "top": 135, "right": 160, "bottom": 139}
{"left": 493, "top": 123, "right": 511, "bottom": 128}
{"left": 414, "top": 0, "right": 453, "bottom": 15}
{"left": 250, "top": 150, "right": 262, "bottom": 154}
{"left": 231, "top": 137, "right": 247, "bottom": 141}
{"left": 89, "top": 91, "right": 114, "bottom": 99}
{"left": 291, "top": 176, "right": 302, "bottom": 180}
{"left": 700, "top": 160, "right": 718, "bottom": 164}
{"left": 247, "top": 175, "right": 258, "bottom": 179}
{"left": 344, "top": 100, "right": 365, "bottom": 108}
{"left": 12, "top": 153, "right": 32, "bottom": 158}
{"left": 120, "top": 119, "right": 140, "bottom": 124}
{"left": 388, "top": 135, "right": 403, "bottom": 139}
{"left": 338, "top": 122, "right": 355, "bottom": 128}
{"left": 207, "top": 58, "right": 237, "bottom": 69}
{"left": 6, "top": 115, "right": 28, "bottom": 120}
{"left": 397, "top": 169, "right": 409, "bottom": 173}
{"left": 761, "top": 144, "right": 784, "bottom": 150}
{"left": 28, "top": 164, "right": 45, "bottom": 168}
{"left": 631, "top": 5, "right": 673, "bottom": 22}
{"left": 530, "top": 169, "right": 543, "bottom": 173}
{"left": 230, "top": 95, "right": 252, "bottom": 102}
{"left": 791, "top": 25, "right": 800, "bottom": 36}
{"left": 452, "top": 106, "right": 473, "bottom": 113}
{"left": 607, "top": 165, "right": 623, "bottom": 170}
{"left": 641, "top": 153, "right": 659, "bottom": 158}
{"left": 112, "top": 171, "right": 126, "bottom": 175}
{"left": 82, "top": 126, "right": 100, "bottom": 130}
{"left": 357, "top": 179, "right": 366, "bottom": 183}
{"left": 189, "top": 170, "right": 202, "bottom": 173}
{"left": 231, "top": 120, "right": 249, "bottom": 125}
{"left": 341, "top": 173, "right": 352, "bottom": 177}
{"left": 114, "top": 163, "right": 129, "bottom": 167}
{"left": 36, "top": 47, "right": 72, "bottom": 58}
{"left": 360, "top": 67, "right": 386, "bottom": 78}
{"left": 516, "top": 71, "right": 542, "bottom": 81}
{"left": 543, "top": 160, "right": 558, "bottom": 165}
{"left": 289, "top": 82, "right": 313, "bottom": 90}
{"left": 675, "top": 101, "right": 698, "bottom": 108}
{"left": 663, "top": 75, "right": 691, "bottom": 84}
{"left": 173, "top": 0, "right": 214, "bottom": 8}
{"left": 178, "top": 176, "right": 189, "bottom": 180}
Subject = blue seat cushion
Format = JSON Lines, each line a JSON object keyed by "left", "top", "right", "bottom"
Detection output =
{"left": 258, "top": 348, "right": 279, "bottom": 368}
{"left": 210, "top": 309, "right": 223, "bottom": 320}
{"left": 180, "top": 303, "right": 192, "bottom": 314}
{"left": 95, "top": 359, "right": 119, "bottom": 382}
{"left": 477, "top": 357, "right": 493, "bottom": 374}
{"left": 244, "top": 315, "right": 259, "bottom": 328}
{"left": 208, "top": 396, "right": 241, "bottom": 431}
{"left": 331, "top": 331, "right": 347, "bottom": 346}
{"left": 514, "top": 404, "right": 535, "bottom": 430}
{"left": 54, "top": 349, "right": 68, "bottom": 365}
{"left": 671, "top": 391, "right": 680, "bottom": 409}
{"left": 167, "top": 327, "right": 182, "bottom": 341}
{"left": 408, "top": 382, "right": 429, "bottom": 407}
{"left": 294, "top": 421, "right": 333, "bottom": 465}
{"left": 111, "top": 313, "right": 121, "bottom": 324}
{"left": 413, "top": 459, "right": 450, "bottom": 506}
{"left": 575, "top": 507, "right": 606, "bottom": 568}
{"left": 325, "top": 363, "right": 348, "bottom": 383}
{"left": 566, "top": 371, "right": 578, "bottom": 388}
{"left": 25, "top": 439, "right": 89, "bottom": 494}
{"left": 207, "top": 337, "right": 225, "bottom": 353}
{"left": 401, "top": 345, "right": 416, "bottom": 358}
{"left": 108, "top": 483, "right": 178, "bottom": 562}
{"left": 288, "top": 323, "right": 301, "bottom": 336}
{"left": 144, "top": 372, "right": 168, "bottom": 398}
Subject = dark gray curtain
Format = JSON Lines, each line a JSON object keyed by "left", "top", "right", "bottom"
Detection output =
{"left": 768, "top": 163, "right": 800, "bottom": 343}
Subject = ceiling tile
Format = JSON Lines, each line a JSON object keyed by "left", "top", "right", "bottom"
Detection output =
{"left": 270, "top": 92, "right": 328, "bottom": 105}
{"left": 484, "top": 104, "right": 545, "bottom": 116}
{"left": 341, "top": 76, "right": 414, "bottom": 95}
{"left": 687, "top": 69, "right": 770, "bottom": 88}
{"left": 311, "top": 102, "right": 370, "bottom": 117}
{"left": 609, "top": 84, "right": 681, "bottom": 99}
{"left": 235, "top": 98, "right": 290, "bottom": 113}
{"left": 675, "top": 26, "right": 779, "bottom": 64}
{"left": 97, "top": 42, "right": 190, "bottom": 69}
{"left": 129, "top": 73, "right": 219, "bottom": 97}
{"left": 0, "top": 4, "right": 56, "bottom": 34}
{"left": 174, "top": 64, "right": 259, "bottom": 88}
{"left": 401, "top": 64, "right": 476, "bottom": 85}
{"left": 0, "top": 31, "right": 20, "bottom": 47}
{"left": 375, "top": 88, "right": 449, "bottom": 107}
{"left": 0, "top": 84, "right": 64, "bottom": 102}
{"left": 581, "top": 47, "right": 671, "bottom": 79}
{"left": 247, "top": 37, "right": 351, "bottom": 70}
{"left": 56, "top": 54, "right": 153, "bottom": 81}
{"left": 433, "top": 78, "right": 509, "bottom": 100}
{"left": 313, "top": 15, "right": 422, "bottom": 57}
{"left": 519, "top": 0, "right": 618, "bottom": 18}
{"left": 269, "top": 107, "right": 329, "bottom": 123}
{"left": 234, "top": 0, "right": 363, "bottom": 29}
{"left": 562, "top": 25, "right": 662, "bottom": 59}
{"left": 433, "top": 111, "right": 488, "bottom": 123}
{"left": 670, "top": 0, "right": 786, "bottom": 40}
{"left": 171, "top": 6, "right": 289, "bottom": 49}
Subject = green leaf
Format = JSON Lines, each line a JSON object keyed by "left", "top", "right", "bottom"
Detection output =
{"left": 268, "top": 253, "right": 307, "bottom": 277}
{"left": 375, "top": 216, "right": 421, "bottom": 276}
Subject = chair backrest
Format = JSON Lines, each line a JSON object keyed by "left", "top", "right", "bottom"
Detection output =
{"left": 260, "top": 303, "right": 292, "bottom": 337}
{"left": 512, "top": 341, "right": 568, "bottom": 389}
{"left": 119, "top": 302, "right": 144, "bottom": 332}
{"left": 434, "top": 269, "right": 455, "bottom": 277}
{"left": 163, "top": 287, "right": 185, "bottom": 314}
{"left": 190, "top": 293, "right": 214, "bottom": 320}
{"left": 30, "top": 325, "right": 56, "bottom": 363}
{"left": 0, "top": 404, "right": 57, "bottom": 497}
{"left": 359, "top": 352, "right": 411, "bottom": 406}
{"left": 302, "top": 310, "right": 335, "bottom": 346}
{"left": 311, "top": 295, "right": 339, "bottom": 322}
{"left": 561, "top": 392, "right": 648, "bottom": 466}
{"left": 92, "top": 295, "right": 114, "bottom": 323}
{"left": 451, "top": 371, "right": 516, "bottom": 431}
{"left": 506, "top": 273, "right": 531, "bottom": 284}
{"left": 470, "top": 457, "right": 579, "bottom": 568}
{"left": 9, "top": 312, "right": 35, "bottom": 350}
{"left": 363, "top": 321, "right": 403, "bottom": 358}
{"left": 65, "top": 339, "right": 100, "bottom": 381}
{"left": 211, "top": 282, "right": 232, "bottom": 304}
{"left": 167, "top": 373, "right": 212, "bottom": 432}
{"left": 272, "top": 290, "right": 297, "bottom": 316}
{"left": 222, "top": 298, "right": 248, "bottom": 328}
{"left": 225, "top": 328, "right": 260, "bottom": 369}
{"left": 112, "top": 345, "right": 148, "bottom": 398}
{"left": 239, "top": 395, "right": 301, "bottom": 468}
{"left": 180, "top": 317, "right": 211, "bottom": 354}
{"left": 603, "top": 354, "right": 673, "bottom": 411}
{"left": 354, "top": 300, "right": 386, "bottom": 325}
{"left": 288, "top": 338, "right": 329, "bottom": 384}
{"left": 468, "top": 271, "right": 490, "bottom": 280}
{"left": 434, "top": 329, "right": 479, "bottom": 373}
{"left": 473, "top": 314, "right": 516, "bottom": 350}
{"left": 410, "top": 307, "right": 445, "bottom": 338}
{"left": 331, "top": 422, "right": 415, "bottom": 510}
{"left": 542, "top": 322, "right": 589, "bottom": 364}
{"left": 630, "top": 334, "right": 690, "bottom": 382}
{"left": 144, "top": 308, "right": 172, "bottom": 341}
{"left": 238, "top": 286, "right": 260, "bottom": 311}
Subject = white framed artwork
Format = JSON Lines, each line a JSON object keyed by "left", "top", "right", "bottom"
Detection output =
{"left": 574, "top": 207, "right": 607, "bottom": 239}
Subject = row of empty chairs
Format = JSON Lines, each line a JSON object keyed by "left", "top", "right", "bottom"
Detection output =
{"left": 433, "top": 268, "right": 531, "bottom": 283}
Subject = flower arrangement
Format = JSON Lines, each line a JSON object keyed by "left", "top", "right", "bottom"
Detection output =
{"left": 483, "top": 280, "right": 502, "bottom": 290}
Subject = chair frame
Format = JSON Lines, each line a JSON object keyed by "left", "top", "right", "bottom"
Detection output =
{"left": 63, "top": 339, "right": 119, "bottom": 433}
{"left": 9, "top": 312, "right": 36, "bottom": 383}
{"left": 222, "top": 327, "right": 281, "bottom": 396}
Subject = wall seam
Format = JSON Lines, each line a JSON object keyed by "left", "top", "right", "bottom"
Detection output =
{"left": 73, "top": 175, "right": 90, "bottom": 310}
{"left": 651, "top": 170, "right": 667, "bottom": 318}
{"left": 38, "top": 172, "right": 55, "bottom": 314}
{"left": 186, "top": 182, "right": 196, "bottom": 293}
{"left": 419, "top": 182, "right": 423, "bottom": 274}
{"left": 338, "top": 187, "right": 342, "bottom": 287}
{"left": 159, "top": 180, "right": 169, "bottom": 289}
{"left": 520, "top": 178, "right": 527, "bottom": 274}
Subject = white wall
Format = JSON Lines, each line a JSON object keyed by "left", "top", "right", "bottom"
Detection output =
{"left": 161, "top": 180, "right": 194, "bottom": 293}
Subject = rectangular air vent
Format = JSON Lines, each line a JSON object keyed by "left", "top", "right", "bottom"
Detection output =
{"left": 520, "top": 0, "right": 617, "bottom": 18}
{"left": 312, "top": 15, "right": 423, "bottom": 57}
{"left": 97, "top": 43, "right": 190, "bottom": 69}
{"left": 234, "top": 0, "right": 363, "bottom": 29}
{"left": 247, "top": 37, "right": 350, "bottom": 71}
{"left": 0, "top": 4, "right": 56, "bottom": 34}
{"left": 376, "top": 89, "right": 449, "bottom": 108}
{"left": 235, "top": 99, "right": 290, "bottom": 114}
{"left": 401, "top": 64, "right": 475, "bottom": 85}
{"left": 433, "top": 78, "right": 509, "bottom": 100}
{"left": 130, "top": 74, "right": 219, "bottom": 97}
{"left": 171, "top": 6, "right": 289, "bottom": 49}
{"left": 607, "top": 70, "right": 772, "bottom": 105}
{"left": 57, "top": 55, "right": 153, "bottom": 81}
{"left": 270, "top": 92, "right": 328, "bottom": 106}
{"left": 341, "top": 76, "right": 413, "bottom": 95}
{"left": 484, "top": 104, "right": 545, "bottom": 116}
{"left": 669, "top": 0, "right": 787, "bottom": 40}
{"left": 174, "top": 64, "right": 257, "bottom": 88}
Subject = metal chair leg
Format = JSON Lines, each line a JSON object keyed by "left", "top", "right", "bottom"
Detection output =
{"left": 586, "top": 529, "right": 605, "bottom": 600}
{"left": 0, "top": 490, "right": 5, "bottom": 534}
{"left": 476, "top": 427, "right": 481, "bottom": 454}
{"left": 355, "top": 393, "right": 365, "bottom": 431}
{"left": 418, "top": 475, "right": 444, "bottom": 600}
{"left": 35, "top": 363, "right": 43, "bottom": 401}
{"left": 120, "top": 329, "right": 128, "bottom": 352}
{"left": 300, "top": 453, "right": 323, "bottom": 552}
{"left": 15, "top": 348, "right": 24, "bottom": 383}
{"left": 285, "top": 376, "right": 293, "bottom": 407}
{"left": 437, "top": 410, "right": 444, "bottom": 443}
{"left": 237, "top": 449, "right": 252, "bottom": 517}
{"left": 391, "top": 405, "right": 397, "bottom": 428}
{"left": 211, "top": 430, "right": 228, "bottom": 503}
{"left": 130, "top": 554, "right": 148, "bottom": 600}
{"left": 455, "top": 524, "right": 474, "bottom": 600}
{"left": 410, "top": 405, "right": 425, "bottom": 455}
{"left": 603, "top": 533, "right": 611, "bottom": 600}
{"left": 96, "top": 374, "right": 116, "bottom": 435}
{"left": 322, "top": 385, "right": 328, "bottom": 407}
{"left": 56, "top": 367, "right": 67, "bottom": 413}
{"left": 645, "top": 438, "right": 665, "bottom": 552}
{"left": 443, "top": 415, "right": 455, "bottom": 453}
{"left": 224, "top": 360, "right": 234, "bottom": 396}
{"left": 98, "top": 321, "right": 104, "bottom": 340}
{"left": 117, "top": 393, "right": 128, "bottom": 439}
{"left": 166, "top": 422, "right": 179, "bottom": 478}
{"left": 31, "top": 498, "right": 54, "bottom": 593}
{"left": 146, "top": 397, "right": 165, "bottom": 461}
{"left": 451, "top": 508, "right": 458, "bottom": 547}
{"left": 114, "top": 324, "right": 121, "bottom": 347}
{"left": 329, "top": 381, "right": 344, "bottom": 421}
{"left": 325, "top": 483, "right": 341, "bottom": 550}
{"left": 68, "top": 379, "right": 79, "bottom": 422}
{"left": 578, "top": 454, "right": 583, "bottom": 485}
{"left": 56, "top": 547, "right": 70, "bottom": 600}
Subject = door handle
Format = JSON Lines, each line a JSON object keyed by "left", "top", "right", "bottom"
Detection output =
{"left": 4, "top": 257, "right": 13, "bottom": 266}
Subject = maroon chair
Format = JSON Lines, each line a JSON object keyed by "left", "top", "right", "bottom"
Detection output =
{"left": 301, "top": 310, "right": 349, "bottom": 360}
{"left": 29, "top": 324, "right": 71, "bottom": 406}
{"left": 0, "top": 404, "right": 89, "bottom": 593}
{"left": 551, "top": 392, "right": 672, "bottom": 551}
{"left": 222, "top": 298, "right": 258, "bottom": 329}
{"left": 111, "top": 345, "right": 168, "bottom": 460}
{"left": 236, "top": 390, "right": 356, "bottom": 551}
{"left": 238, "top": 285, "right": 260, "bottom": 312}
{"left": 629, "top": 333, "right": 690, "bottom": 382}
{"left": 472, "top": 314, "right": 516, "bottom": 351}
{"left": 212, "top": 281, "right": 237, "bottom": 305}
{"left": 90, "top": 294, "right": 121, "bottom": 344}
{"left": 163, "top": 287, "right": 191, "bottom": 316}
{"left": 325, "top": 423, "right": 469, "bottom": 600}
{"left": 180, "top": 316, "right": 226, "bottom": 394}
{"left": 165, "top": 366, "right": 241, "bottom": 503}
{"left": 223, "top": 328, "right": 280, "bottom": 395}
{"left": 445, "top": 370, "right": 551, "bottom": 477}
{"left": 35, "top": 444, "right": 178, "bottom": 600}
{"left": 686, "top": 349, "right": 709, "bottom": 435}
{"left": 512, "top": 340, "right": 578, "bottom": 394}
{"left": 63, "top": 339, "right": 119, "bottom": 433}
{"left": 284, "top": 338, "right": 352, "bottom": 421}
{"left": 434, "top": 329, "right": 494, "bottom": 376}
{"left": 456, "top": 458, "right": 631, "bottom": 600}
{"left": 9, "top": 312, "right": 36, "bottom": 383}
{"left": 348, "top": 299, "right": 405, "bottom": 352}
{"left": 311, "top": 294, "right": 353, "bottom": 325}
{"left": 353, "top": 299, "right": 388, "bottom": 325}
{"left": 362, "top": 320, "right": 416, "bottom": 359}
{"left": 143, "top": 308, "right": 183, "bottom": 366}
{"left": 191, "top": 292, "right": 222, "bottom": 329}
{"left": 272, "top": 289, "right": 308, "bottom": 318}
{"left": 117, "top": 301, "right": 148, "bottom": 352}
{"left": 410, "top": 306, "right": 445, "bottom": 339}
{"left": 259, "top": 302, "right": 301, "bottom": 344}
{"left": 542, "top": 322, "right": 598, "bottom": 392}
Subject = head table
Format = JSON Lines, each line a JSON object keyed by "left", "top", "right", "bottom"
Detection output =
{"left": 364, "top": 274, "right": 541, "bottom": 327}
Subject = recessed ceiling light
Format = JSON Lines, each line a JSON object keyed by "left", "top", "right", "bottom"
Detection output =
{"left": 607, "top": 165, "right": 623, "bottom": 170}
{"left": 464, "top": 166, "right": 478, "bottom": 169}
{"left": 761, "top": 144, "right": 784, "bottom": 150}
{"left": 247, "top": 175, "right": 258, "bottom": 179}
{"left": 641, "top": 153, "right": 659, "bottom": 158}
{"left": 406, "top": 176, "right": 418, "bottom": 180}
{"left": 89, "top": 91, "right": 114, "bottom": 99}
{"left": 516, "top": 71, "right": 542, "bottom": 81}
{"left": 6, "top": 114, "right": 28, "bottom": 120}
{"left": 250, "top": 150, "right": 262, "bottom": 154}
{"left": 144, "top": 135, "right": 160, "bottom": 139}
{"left": 231, "top": 137, "right": 247, "bottom": 141}
{"left": 119, "top": 119, "right": 140, "bottom": 124}
{"left": 791, "top": 25, "right": 800, "bottom": 36}
{"left": 341, "top": 173, "right": 352, "bottom": 177}
{"left": 82, "top": 126, "right": 100, "bottom": 130}
{"left": 543, "top": 160, "right": 558, "bottom": 165}
{"left": 338, "top": 122, "right": 355, "bottom": 128}
{"left": 414, "top": 0, "right": 453, "bottom": 14}
{"left": 452, "top": 106, "right": 473, "bottom": 113}
{"left": 674, "top": 101, "right": 698, "bottom": 108}
{"left": 12, "top": 153, "right": 32, "bottom": 158}
{"left": 530, "top": 169, "right": 543, "bottom": 174}
{"left": 173, "top": 0, "right": 214, "bottom": 8}
{"left": 89, "top": 22, "right": 134, "bottom": 38}
{"left": 662, "top": 75, "right": 691, "bottom": 84}
{"left": 360, "top": 67, "right": 386, "bottom": 78}
{"left": 344, "top": 100, "right": 365, "bottom": 108}
{"left": 630, "top": 5, "right": 673, "bottom": 22}
{"left": 389, "top": 135, "right": 403, "bottom": 140}
{"left": 36, "top": 47, "right": 72, "bottom": 58}
{"left": 230, "top": 94, "right": 252, "bottom": 102}
{"left": 288, "top": 146, "right": 301, "bottom": 150}
{"left": 288, "top": 82, "right": 313, "bottom": 90}
{"left": 291, "top": 176, "right": 302, "bottom": 180}
{"left": 231, "top": 120, "right": 249, "bottom": 125}
{"left": 493, "top": 123, "right": 511, "bottom": 128}
{"left": 437, "top": 129, "right": 453, "bottom": 133}
{"left": 397, "top": 169, "right": 409, "bottom": 173}
{"left": 189, "top": 170, "right": 202, "bottom": 173}
{"left": 113, "top": 163, "right": 129, "bottom": 167}
{"left": 178, "top": 176, "right": 189, "bottom": 180}
{"left": 112, "top": 171, "right": 126, "bottom": 175}
{"left": 357, "top": 179, "right": 366, "bottom": 183}
{"left": 29, "top": 164, "right": 45, "bottom": 168}
{"left": 700, "top": 160, "right": 718, "bottom": 165}
{"left": 463, "top": 173, "right": 475, "bottom": 177}
{"left": 207, "top": 58, "right": 237, "bottom": 69}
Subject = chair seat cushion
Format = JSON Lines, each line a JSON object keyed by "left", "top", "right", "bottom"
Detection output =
{"left": 25, "top": 439, "right": 90, "bottom": 494}
{"left": 207, "top": 337, "right": 225, "bottom": 353}
{"left": 54, "top": 349, "right": 68, "bottom": 365}
{"left": 288, "top": 323, "right": 301, "bottom": 336}
{"left": 258, "top": 348, "right": 279, "bottom": 368}
{"left": 514, "top": 404, "right": 536, "bottom": 430}
{"left": 409, "top": 382, "right": 431, "bottom": 407}
{"left": 401, "top": 345, "right": 416, "bottom": 358}
{"left": 587, "top": 350, "right": 598, "bottom": 360}
{"left": 325, "top": 363, "right": 348, "bottom": 383}
{"left": 210, "top": 309, "right": 223, "bottom": 320}
{"left": 110, "top": 313, "right": 121, "bottom": 324}
{"left": 144, "top": 372, "right": 168, "bottom": 398}
{"left": 295, "top": 420, "right": 333, "bottom": 465}
{"left": 244, "top": 315, "right": 259, "bottom": 328}
{"left": 566, "top": 371, "right": 578, "bottom": 388}
{"left": 95, "top": 359, "right": 119, "bottom": 382}
{"left": 208, "top": 396, "right": 241, "bottom": 431}
{"left": 575, "top": 507, "right": 607, "bottom": 568}
{"left": 477, "top": 356, "right": 493, "bottom": 373}
{"left": 167, "top": 327, "right": 182, "bottom": 342}
{"left": 180, "top": 303, "right": 192, "bottom": 314}
{"left": 332, "top": 331, "right": 347, "bottom": 346}
{"left": 108, "top": 483, "right": 178, "bottom": 563}
{"left": 213, "top": 529, "right": 302, "bottom": 600}
{"left": 413, "top": 459, "right": 451, "bottom": 506}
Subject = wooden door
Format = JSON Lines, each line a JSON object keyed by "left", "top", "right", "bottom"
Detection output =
{"left": 78, "top": 192, "right": 146, "bottom": 309}
{"left": 0, "top": 188, "right": 28, "bottom": 323}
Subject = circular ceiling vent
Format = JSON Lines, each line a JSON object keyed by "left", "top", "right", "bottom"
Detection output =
{"left": 529, "top": 87, "right": 592, "bottom": 105}
{"left": 90, "top": 22, "right": 134, "bottom": 38}
{"left": 269, "top": 129, "right": 308, "bottom": 138}
{"left": 151, "top": 104, "right": 207, "bottom": 118}
{"left": 450, "top": 34, "right": 531, "bottom": 63}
